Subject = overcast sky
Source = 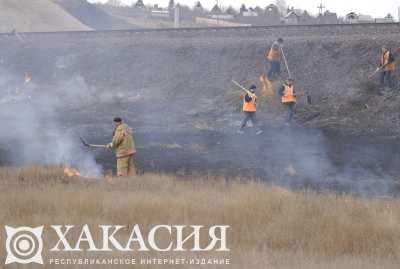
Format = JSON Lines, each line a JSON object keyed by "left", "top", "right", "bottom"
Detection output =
{"left": 89, "top": 0, "right": 400, "bottom": 18}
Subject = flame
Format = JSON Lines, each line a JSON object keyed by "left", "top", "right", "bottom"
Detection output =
{"left": 271, "top": 186, "right": 292, "bottom": 195}
{"left": 64, "top": 167, "right": 81, "bottom": 177}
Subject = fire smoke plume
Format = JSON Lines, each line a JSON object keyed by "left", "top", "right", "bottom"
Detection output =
{"left": 0, "top": 67, "right": 102, "bottom": 177}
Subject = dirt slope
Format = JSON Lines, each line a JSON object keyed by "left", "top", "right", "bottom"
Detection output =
{"left": 0, "top": 28, "right": 399, "bottom": 195}
{"left": 54, "top": 0, "right": 134, "bottom": 30}
{"left": 0, "top": 0, "right": 91, "bottom": 32}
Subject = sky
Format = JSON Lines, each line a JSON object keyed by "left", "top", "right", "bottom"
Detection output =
{"left": 89, "top": 0, "right": 400, "bottom": 18}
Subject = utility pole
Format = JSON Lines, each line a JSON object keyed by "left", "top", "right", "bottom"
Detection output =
{"left": 216, "top": 0, "right": 219, "bottom": 25}
{"left": 174, "top": 4, "right": 180, "bottom": 28}
{"left": 317, "top": 2, "right": 325, "bottom": 15}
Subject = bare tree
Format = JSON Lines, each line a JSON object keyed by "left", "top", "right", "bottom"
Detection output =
{"left": 168, "top": 0, "right": 175, "bottom": 9}
{"left": 195, "top": 1, "right": 203, "bottom": 9}
{"left": 275, "top": 0, "right": 287, "bottom": 15}
{"left": 134, "top": 0, "right": 145, "bottom": 9}
{"left": 240, "top": 4, "right": 247, "bottom": 13}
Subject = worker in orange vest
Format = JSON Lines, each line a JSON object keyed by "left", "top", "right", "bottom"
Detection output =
{"left": 378, "top": 46, "right": 396, "bottom": 89}
{"left": 238, "top": 85, "right": 263, "bottom": 135}
{"left": 279, "top": 78, "right": 297, "bottom": 123}
{"left": 265, "top": 38, "right": 283, "bottom": 81}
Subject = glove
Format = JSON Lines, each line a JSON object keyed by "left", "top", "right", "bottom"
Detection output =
{"left": 106, "top": 143, "right": 112, "bottom": 149}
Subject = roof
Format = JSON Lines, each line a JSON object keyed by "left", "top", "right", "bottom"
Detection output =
{"left": 285, "top": 11, "right": 300, "bottom": 19}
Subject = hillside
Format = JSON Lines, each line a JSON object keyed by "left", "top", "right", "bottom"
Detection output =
{"left": 0, "top": 25, "right": 399, "bottom": 196}
{"left": 54, "top": 0, "right": 134, "bottom": 30}
{"left": 0, "top": 0, "right": 91, "bottom": 33}
{"left": 97, "top": 4, "right": 203, "bottom": 29}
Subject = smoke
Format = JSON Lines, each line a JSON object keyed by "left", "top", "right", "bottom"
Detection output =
{"left": 0, "top": 67, "right": 102, "bottom": 177}
{"left": 222, "top": 115, "right": 400, "bottom": 197}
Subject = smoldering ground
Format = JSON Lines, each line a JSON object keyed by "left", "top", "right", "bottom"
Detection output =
{"left": 0, "top": 32, "right": 399, "bottom": 196}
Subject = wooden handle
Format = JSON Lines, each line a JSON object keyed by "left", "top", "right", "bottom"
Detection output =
{"left": 232, "top": 80, "right": 252, "bottom": 95}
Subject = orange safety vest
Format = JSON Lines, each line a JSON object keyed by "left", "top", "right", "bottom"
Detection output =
{"left": 243, "top": 93, "right": 257, "bottom": 112}
{"left": 281, "top": 84, "right": 296, "bottom": 103}
{"left": 267, "top": 42, "right": 281, "bottom": 61}
{"left": 381, "top": 51, "right": 396, "bottom": 71}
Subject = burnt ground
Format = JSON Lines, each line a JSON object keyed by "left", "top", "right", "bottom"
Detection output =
{"left": 0, "top": 29, "right": 400, "bottom": 196}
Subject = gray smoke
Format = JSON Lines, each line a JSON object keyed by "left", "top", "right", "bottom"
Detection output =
{"left": 0, "top": 67, "right": 102, "bottom": 177}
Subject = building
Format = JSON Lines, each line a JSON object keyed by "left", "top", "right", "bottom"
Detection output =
{"left": 284, "top": 10, "right": 301, "bottom": 24}
{"left": 150, "top": 9, "right": 170, "bottom": 18}
{"left": 150, "top": 4, "right": 170, "bottom": 18}
{"left": 265, "top": 4, "right": 280, "bottom": 23}
{"left": 345, "top": 13, "right": 374, "bottom": 24}
{"left": 210, "top": 13, "right": 235, "bottom": 20}
{"left": 345, "top": 12, "right": 358, "bottom": 23}
{"left": 210, "top": 4, "right": 234, "bottom": 20}
{"left": 107, "top": 0, "right": 124, "bottom": 7}
{"left": 242, "top": 7, "right": 258, "bottom": 17}
{"left": 375, "top": 14, "right": 394, "bottom": 23}
{"left": 358, "top": 14, "right": 374, "bottom": 23}
{"left": 317, "top": 10, "right": 339, "bottom": 24}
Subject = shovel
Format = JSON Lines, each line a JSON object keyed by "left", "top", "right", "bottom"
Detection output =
{"left": 368, "top": 48, "right": 400, "bottom": 79}
{"left": 368, "top": 59, "right": 400, "bottom": 79}
{"left": 80, "top": 137, "right": 108, "bottom": 149}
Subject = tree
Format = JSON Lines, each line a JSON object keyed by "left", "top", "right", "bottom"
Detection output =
{"left": 168, "top": 0, "right": 175, "bottom": 9}
{"left": 134, "top": 0, "right": 145, "bottom": 8}
{"left": 254, "top": 6, "right": 264, "bottom": 15}
{"left": 193, "top": 1, "right": 204, "bottom": 14}
{"left": 211, "top": 4, "right": 222, "bottom": 13}
{"left": 275, "top": 0, "right": 287, "bottom": 15}
{"left": 385, "top": 13, "right": 393, "bottom": 19}
{"left": 195, "top": 1, "right": 203, "bottom": 9}
{"left": 303, "top": 10, "right": 311, "bottom": 19}
{"left": 226, "top": 6, "right": 237, "bottom": 15}
{"left": 240, "top": 4, "right": 248, "bottom": 13}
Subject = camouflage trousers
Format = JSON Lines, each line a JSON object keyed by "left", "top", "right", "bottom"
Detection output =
{"left": 117, "top": 154, "right": 136, "bottom": 177}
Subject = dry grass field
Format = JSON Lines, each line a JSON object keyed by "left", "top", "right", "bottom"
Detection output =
{"left": 0, "top": 166, "right": 400, "bottom": 268}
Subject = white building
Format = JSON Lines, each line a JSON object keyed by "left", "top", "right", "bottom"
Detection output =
{"left": 242, "top": 11, "right": 258, "bottom": 17}
{"left": 150, "top": 10, "right": 170, "bottom": 18}
{"left": 284, "top": 11, "right": 300, "bottom": 24}
{"left": 210, "top": 14, "right": 235, "bottom": 20}
{"left": 345, "top": 13, "right": 374, "bottom": 23}
{"left": 358, "top": 14, "right": 374, "bottom": 23}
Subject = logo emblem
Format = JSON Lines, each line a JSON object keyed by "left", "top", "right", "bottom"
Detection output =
{"left": 5, "top": 226, "right": 44, "bottom": 264}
